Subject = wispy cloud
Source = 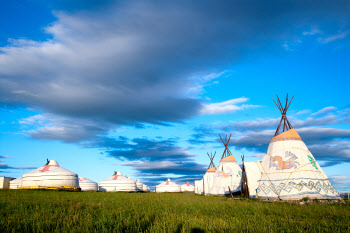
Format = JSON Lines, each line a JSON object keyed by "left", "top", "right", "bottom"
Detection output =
{"left": 311, "top": 106, "right": 337, "bottom": 115}
{"left": 318, "top": 30, "right": 350, "bottom": 43}
{"left": 201, "top": 98, "right": 260, "bottom": 115}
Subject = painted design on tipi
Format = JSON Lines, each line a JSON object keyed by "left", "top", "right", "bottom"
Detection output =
{"left": 270, "top": 151, "right": 299, "bottom": 170}
{"left": 308, "top": 155, "right": 318, "bottom": 170}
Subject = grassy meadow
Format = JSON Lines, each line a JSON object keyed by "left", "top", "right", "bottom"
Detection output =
{"left": 0, "top": 190, "right": 349, "bottom": 232}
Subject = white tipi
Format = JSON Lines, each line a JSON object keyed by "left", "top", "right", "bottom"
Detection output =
{"left": 20, "top": 159, "right": 79, "bottom": 191}
{"left": 155, "top": 179, "right": 181, "bottom": 193}
{"left": 195, "top": 152, "right": 217, "bottom": 194}
{"left": 79, "top": 177, "right": 98, "bottom": 191}
{"left": 244, "top": 95, "right": 340, "bottom": 200}
{"left": 99, "top": 171, "right": 138, "bottom": 192}
{"left": 208, "top": 135, "right": 242, "bottom": 195}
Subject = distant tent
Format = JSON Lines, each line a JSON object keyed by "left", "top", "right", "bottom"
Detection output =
{"left": 155, "top": 179, "right": 181, "bottom": 193}
{"left": 99, "top": 171, "right": 138, "bottom": 192}
{"left": 20, "top": 160, "right": 79, "bottom": 191}
{"left": 207, "top": 134, "right": 242, "bottom": 195}
{"left": 181, "top": 182, "right": 195, "bottom": 192}
{"left": 9, "top": 177, "right": 22, "bottom": 190}
{"left": 79, "top": 177, "right": 98, "bottom": 191}
{"left": 243, "top": 95, "right": 340, "bottom": 200}
{"left": 195, "top": 152, "right": 217, "bottom": 194}
{"left": 142, "top": 184, "right": 150, "bottom": 192}
{"left": 135, "top": 180, "right": 146, "bottom": 192}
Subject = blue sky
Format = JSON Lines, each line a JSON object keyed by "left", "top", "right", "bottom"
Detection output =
{"left": 0, "top": 0, "right": 349, "bottom": 191}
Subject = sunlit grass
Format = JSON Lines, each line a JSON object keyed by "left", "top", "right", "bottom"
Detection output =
{"left": 0, "top": 190, "right": 349, "bottom": 232}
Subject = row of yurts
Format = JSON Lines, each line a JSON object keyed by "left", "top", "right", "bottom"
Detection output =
{"left": 194, "top": 95, "right": 341, "bottom": 201}
{"left": 8, "top": 160, "right": 194, "bottom": 192}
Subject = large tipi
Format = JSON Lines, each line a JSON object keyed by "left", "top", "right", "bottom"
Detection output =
{"left": 99, "top": 171, "right": 138, "bottom": 192}
{"left": 181, "top": 182, "right": 195, "bottom": 192}
{"left": 79, "top": 177, "right": 98, "bottom": 191}
{"left": 208, "top": 135, "right": 242, "bottom": 195}
{"left": 243, "top": 95, "right": 340, "bottom": 200}
{"left": 155, "top": 179, "right": 181, "bottom": 193}
{"left": 20, "top": 159, "right": 79, "bottom": 191}
{"left": 194, "top": 152, "right": 217, "bottom": 194}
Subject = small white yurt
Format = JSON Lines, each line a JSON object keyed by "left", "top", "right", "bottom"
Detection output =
{"left": 9, "top": 177, "right": 22, "bottom": 189}
{"left": 20, "top": 160, "right": 79, "bottom": 191}
{"left": 79, "top": 177, "right": 98, "bottom": 191}
{"left": 99, "top": 171, "right": 138, "bottom": 192}
{"left": 243, "top": 95, "right": 340, "bottom": 200}
{"left": 135, "top": 180, "right": 144, "bottom": 192}
{"left": 181, "top": 182, "right": 195, "bottom": 192}
{"left": 142, "top": 184, "right": 150, "bottom": 192}
{"left": 155, "top": 179, "right": 181, "bottom": 193}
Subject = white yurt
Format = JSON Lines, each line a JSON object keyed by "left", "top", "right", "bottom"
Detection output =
{"left": 243, "top": 95, "right": 340, "bottom": 200}
{"left": 99, "top": 171, "right": 138, "bottom": 192}
{"left": 142, "top": 184, "right": 150, "bottom": 192}
{"left": 155, "top": 179, "right": 181, "bottom": 193}
{"left": 135, "top": 180, "right": 144, "bottom": 192}
{"left": 79, "top": 177, "right": 98, "bottom": 191}
{"left": 9, "top": 177, "right": 22, "bottom": 189}
{"left": 20, "top": 160, "right": 79, "bottom": 191}
{"left": 181, "top": 182, "right": 195, "bottom": 192}
{"left": 208, "top": 154, "right": 242, "bottom": 195}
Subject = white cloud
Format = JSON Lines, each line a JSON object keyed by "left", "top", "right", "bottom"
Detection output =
{"left": 311, "top": 106, "right": 337, "bottom": 115}
{"left": 303, "top": 27, "right": 322, "bottom": 36}
{"left": 318, "top": 30, "right": 349, "bottom": 43}
{"left": 200, "top": 97, "right": 260, "bottom": 115}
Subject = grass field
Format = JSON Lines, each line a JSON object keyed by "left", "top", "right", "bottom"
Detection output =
{"left": 0, "top": 190, "right": 349, "bottom": 232}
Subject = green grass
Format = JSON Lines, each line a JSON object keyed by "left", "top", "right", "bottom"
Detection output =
{"left": 0, "top": 190, "right": 349, "bottom": 232}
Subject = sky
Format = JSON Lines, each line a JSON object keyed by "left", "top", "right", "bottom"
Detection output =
{"left": 0, "top": 0, "right": 349, "bottom": 191}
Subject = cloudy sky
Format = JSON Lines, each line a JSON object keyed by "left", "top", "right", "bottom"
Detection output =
{"left": 0, "top": 0, "right": 349, "bottom": 191}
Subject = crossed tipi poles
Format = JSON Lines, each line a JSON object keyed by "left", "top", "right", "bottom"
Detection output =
{"left": 219, "top": 133, "right": 232, "bottom": 159}
{"left": 272, "top": 93, "right": 294, "bottom": 136}
{"left": 207, "top": 152, "right": 216, "bottom": 170}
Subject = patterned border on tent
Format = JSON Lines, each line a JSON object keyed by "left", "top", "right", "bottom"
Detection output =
{"left": 270, "top": 137, "right": 302, "bottom": 143}
{"left": 257, "top": 180, "right": 339, "bottom": 198}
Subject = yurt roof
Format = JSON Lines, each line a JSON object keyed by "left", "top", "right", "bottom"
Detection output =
{"left": 79, "top": 177, "right": 97, "bottom": 184}
{"left": 157, "top": 178, "right": 180, "bottom": 187}
{"left": 23, "top": 160, "right": 76, "bottom": 177}
{"left": 99, "top": 171, "right": 135, "bottom": 184}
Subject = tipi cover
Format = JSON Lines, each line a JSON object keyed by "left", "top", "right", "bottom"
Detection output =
{"left": 181, "top": 182, "right": 195, "bottom": 192}
{"left": 208, "top": 154, "right": 242, "bottom": 195}
{"left": 99, "top": 171, "right": 138, "bottom": 192}
{"left": 79, "top": 177, "right": 98, "bottom": 191}
{"left": 246, "top": 129, "right": 340, "bottom": 200}
{"left": 9, "top": 177, "right": 22, "bottom": 189}
{"left": 155, "top": 179, "right": 181, "bottom": 193}
{"left": 20, "top": 160, "right": 79, "bottom": 190}
{"left": 244, "top": 95, "right": 340, "bottom": 200}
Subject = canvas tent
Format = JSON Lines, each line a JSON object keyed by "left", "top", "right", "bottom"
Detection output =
{"left": 20, "top": 160, "right": 79, "bottom": 191}
{"left": 79, "top": 177, "right": 98, "bottom": 191}
{"left": 9, "top": 177, "right": 22, "bottom": 189}
{"left": 195, "top": 152, "right": 217, "bottom": 194}
{"left": 155, "top": 179, "right": 181, "bottom": 193}
{"left": 99, "top": 171, "right": 138, "bottom": 192}
{"left": 181, "top": 182, "right": 195, "bottom": 192}
{"left": 243, "top": 95, "right": 340, "bottom": 200}
{"left": 142, "top": 184, "right": 150, "bottom": 192}
{"left": 207, "top": 135, "right": 242, "bottom": 195}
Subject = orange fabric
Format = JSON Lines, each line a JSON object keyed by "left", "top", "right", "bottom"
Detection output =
{"left": 219, "top": 154, "right": 237, "bottom": 163}
{"left": 206, "top": 167, "right": 217, "bottom": 173}
{"left": 270, "top": 128, "right": 301, "bottom": 143}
